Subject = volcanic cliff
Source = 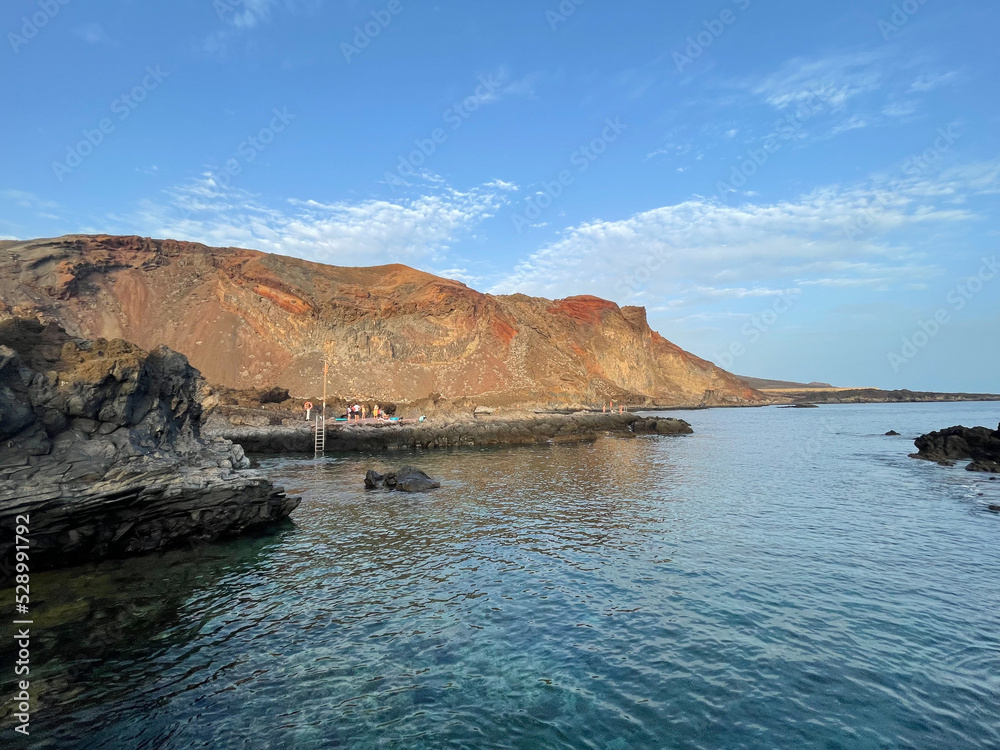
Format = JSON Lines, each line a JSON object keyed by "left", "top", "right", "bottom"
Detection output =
{"left": 0, "top": 318, "right": 300, "bottom": 579}
{"left": 0, "top": 235, "right": 764, "bottom": 408}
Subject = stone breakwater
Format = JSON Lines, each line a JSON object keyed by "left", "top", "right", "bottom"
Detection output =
{"left": 210, "top": 413, "right": 694, "bottom": 454}
{"left": 0, "top": 320, "right": 300, "bottom": 582}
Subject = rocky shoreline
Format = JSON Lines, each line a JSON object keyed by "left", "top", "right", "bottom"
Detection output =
{"left": 0, "top": 321, "right": 300, "bottom": 582}
{"left": 207, "top": 413, "right": 694, "bottom": 454}
{"left": 777, "top": 388, "right": 1000, "bottom": 405}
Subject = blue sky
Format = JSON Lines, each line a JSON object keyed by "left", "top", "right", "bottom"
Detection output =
{"left": 2, "top": 0, "right": 998, "bottom": 391}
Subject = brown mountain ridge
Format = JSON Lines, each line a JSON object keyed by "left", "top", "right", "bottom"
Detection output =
{"left": 0, "top": 235, "right": 765, "bottom": 409}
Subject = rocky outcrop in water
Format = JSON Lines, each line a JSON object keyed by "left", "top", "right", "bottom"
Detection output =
{"left": 0, "top": 319, "right": 299, "bottom": 581}
{"left": 365, "top": 467, "right": 441, "bottom": 493}
{"left": 909, "top": 423, "right": 1000, "bottom": 471}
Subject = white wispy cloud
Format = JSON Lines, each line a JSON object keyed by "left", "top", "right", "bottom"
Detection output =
{"left": 830, "top": 113, "right": 869, "bottom": 135}
{"left": 1, "top": 190, "right": 59, "bottom": 211}
{"left": 751, "top": 50, "right": 885, "bottom": 111}
{"left": 73, "top": 23, "right": 108, "bottom": 44}
{"left": 882, "top": 100, "right": 919, "bottom": 118}
{"left": 737, "top": 51, "right": 958, "bottom": 140}
{"left": 123, "top": 176, "right": 512, "bottom": 267}
{"left": 202, "top": 0, "right": 319, "bottom": 57}
{"left": 491, "top": 161, "right": 999, "bottom": 303}
{"left": 227, "top": 0, "right": 278, "bottom": 29}
{"left": 909, "top": 70, "right": 959, "bottom": 93}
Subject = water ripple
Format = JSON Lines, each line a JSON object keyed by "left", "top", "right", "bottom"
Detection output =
{"left": 4, "top": 402, "right": 1000, "bottom": 749}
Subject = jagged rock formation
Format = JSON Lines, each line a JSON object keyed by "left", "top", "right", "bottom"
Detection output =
{"left": 0, "top": 319, "right": 300, "bottom": 580}
{"left": 909, "top": 423, "right": 1000, "bottom": 471}
{"left": 0, "top": 235, "right": 764, "bottom": 409}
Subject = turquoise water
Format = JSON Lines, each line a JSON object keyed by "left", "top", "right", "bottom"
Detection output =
{"left": 4, "top": 402, "right": 1000, "bottom": 749}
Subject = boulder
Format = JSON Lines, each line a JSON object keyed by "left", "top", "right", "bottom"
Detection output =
{"left": 885, "top": 430, "right": 900, "bottom": 436}
{"left": 909, "top": 423, "right": 1000, "bottom": 466}
{"left": 395, "top": 466, "right": 441, "bottom": 492}
{"left": 364, "top": 469, "right": 385, "bottom": 489}
{"left": 364, "top": 465, "right": 440, "bottom": 493}
{"left": 0, "top": 319, "right": 299, "bottom": 582}
{"left": 630, "top": 416, "right": 694, "bottom": 436}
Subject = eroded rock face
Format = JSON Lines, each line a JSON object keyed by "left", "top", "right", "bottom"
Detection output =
{"left": 0, "top": 319, "right": 299, "bottom": 581}
{"left": 0, "top": 235, "right": 765, "bottom": 409}
{"left": 909, "top": 423, "right": 1000, "bottom": 470}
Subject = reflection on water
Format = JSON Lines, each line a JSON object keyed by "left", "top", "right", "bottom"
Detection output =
{"left": 4, "top": 402, "right": 1000, "bottom": 749}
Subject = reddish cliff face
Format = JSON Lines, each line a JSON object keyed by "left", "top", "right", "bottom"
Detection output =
{"left": 0, "top": 235, "right": 763, "bottom": 407}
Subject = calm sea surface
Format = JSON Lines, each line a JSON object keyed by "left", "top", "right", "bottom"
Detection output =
{"left": 4, "top": 402, "right": 1000, "bottom": 749}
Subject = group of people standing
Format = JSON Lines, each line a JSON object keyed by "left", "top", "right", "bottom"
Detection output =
{"left": 347, "top": 403, "right": 387, "bottom": 422}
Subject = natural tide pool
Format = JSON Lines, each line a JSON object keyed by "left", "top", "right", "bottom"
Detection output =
{"left": 4, "top": 401, "right": 1000, "bottom": 749}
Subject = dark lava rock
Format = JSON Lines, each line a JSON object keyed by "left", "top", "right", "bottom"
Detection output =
{"left": 779, "top": 404, "right": 819, "bottom": 408}
{"left": 885, "top": 430, "right": 901, "bottom": 436}
{"left": 395, "top": 466, "right": 441, "bottom": 492}
{"left": 364, "top": 469, "right": 385, "bottom": 489}
{"left": 365, "top": 466, "right": 440, "bottom": 493}
{"left": 630, "top": 417, "right": 694, "bottom": 436}
{"left": 909, "top": 423, "right": 1000, "bottom": 466}
{"left": 968, "top": 460, "right": 1000, "bottom": 473}
{"left": 989, "top": 505, "right": 1000, "bottom": 512}
{"left": 0, "top": 319, "right": 299, "bottom": 582}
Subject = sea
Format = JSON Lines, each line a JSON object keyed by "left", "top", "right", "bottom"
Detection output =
{"left": 4, "top": 401, "right": 999, "bottom": 749}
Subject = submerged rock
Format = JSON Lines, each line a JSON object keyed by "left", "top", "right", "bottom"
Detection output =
{"left": 0, "top": 319, "right": 299, "bottom": 582}
{"left": 365, "top": 466, "right": 440, "bottom": 493}
{"left": 885, "top": 430, "right": 901, "bottom": 436}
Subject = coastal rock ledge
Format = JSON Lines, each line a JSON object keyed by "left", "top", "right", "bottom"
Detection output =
{"left": 0, "top": 320, "right": 299, "bottom": 582}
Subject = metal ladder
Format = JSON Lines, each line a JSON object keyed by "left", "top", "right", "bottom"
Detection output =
{"left": 314, "top": 415, "right": 326, "bottom": 457}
